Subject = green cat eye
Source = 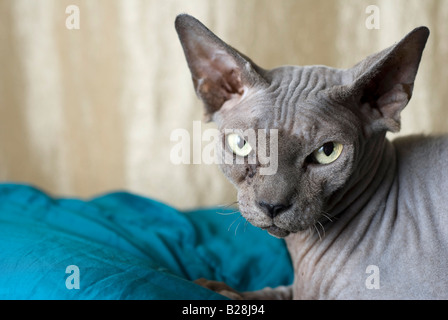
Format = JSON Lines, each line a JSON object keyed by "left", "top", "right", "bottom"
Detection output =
{"left": 227, "top": 133, "right": 252, "bottom": 157}
{"left": 313, "top": 142, "right": 343, "bottom": 165}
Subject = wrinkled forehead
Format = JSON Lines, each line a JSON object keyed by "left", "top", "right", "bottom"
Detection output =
{"left": 213, "top": 65, "right": 358, "bottom": 147}
{"left": 263, "top": 65, "right": 347, "bottom": 108}
{"left": 219, "top": 66, "right": 347, "bottom": 126}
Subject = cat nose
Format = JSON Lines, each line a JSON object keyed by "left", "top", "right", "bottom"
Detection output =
{"left": 258, "top": 201, "right": 291, "bottom": 219}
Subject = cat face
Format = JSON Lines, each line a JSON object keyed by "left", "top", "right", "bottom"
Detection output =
{"left": 176, "top": 14, "right": 428, "bottom": 237}
{"left": 213, "top": 66, "right": 362, "bottom": 237}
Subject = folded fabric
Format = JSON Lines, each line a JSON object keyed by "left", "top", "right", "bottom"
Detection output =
{"left": 0, "top": 184, "right": 293, "bottom": 299}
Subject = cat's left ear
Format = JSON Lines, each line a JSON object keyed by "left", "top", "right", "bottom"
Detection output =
{"left": 345, "top": 27, "right": 429, "bottom": 133}
{"left": 175, "top": 14, "right": 266, "bottom": 121}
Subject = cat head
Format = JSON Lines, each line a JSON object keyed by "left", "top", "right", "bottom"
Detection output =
{"left": 175, "top": 14, "right": 429, "bottom": 238}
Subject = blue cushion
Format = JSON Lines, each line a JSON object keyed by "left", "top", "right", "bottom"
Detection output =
{"left": 0, "top": 184, "right": 293, "bottom": 299}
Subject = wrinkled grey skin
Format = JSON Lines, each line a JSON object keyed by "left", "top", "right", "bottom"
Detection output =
{"left": 175, "top": 14, "right": 448, "bottom": 299}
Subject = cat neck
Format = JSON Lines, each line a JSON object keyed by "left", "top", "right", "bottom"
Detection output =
{"left": 327, "top": 133, "right": 397, "bottom": 222}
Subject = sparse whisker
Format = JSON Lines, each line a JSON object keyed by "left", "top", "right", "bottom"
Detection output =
{"left": 314, "top": 224, "right": 322, "bottom": 241}
{"left": 216, "top": 201, "right": 240, "bottom": 215}
{"left": 306, "top": 226, "right": 312, "bottom": 236}
{"left": 216, "top": 209, "right": 240, "bottom": 216}
{"left": 321, "top": 212, "right": 333, "bottom": 223}
{"left": 317, "top": 221, "right": 326, "bottom": 238}
{"left": 228, "top": 214, "right": 242, "bottom": 232}
{"left": 217, "top": 201, "right": 239, "bottom": 209}
{"left": 234, "top": 217, "right": 243, "bottom": 236}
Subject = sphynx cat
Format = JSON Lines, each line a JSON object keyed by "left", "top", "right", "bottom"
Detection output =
{"left": 175, "top": 14, "right": 448, "bottom": 299}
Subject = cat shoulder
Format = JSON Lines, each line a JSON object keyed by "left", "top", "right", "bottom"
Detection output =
{"left": 393, "top": 134, "right": 448, "bottom": 178}
{"left": 393, "top": 134, "right": 448, "bottom": 155}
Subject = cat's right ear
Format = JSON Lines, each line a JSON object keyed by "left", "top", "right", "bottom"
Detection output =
{"left": 175, "top": 14, "right": 266, "bottom": 121}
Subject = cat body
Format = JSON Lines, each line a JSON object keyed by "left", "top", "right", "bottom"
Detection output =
{"left": 175, "top": 14, "right": 448, "bottom": 299}
{"left": 287, "top": 136, "right": 448, "bottom": 299}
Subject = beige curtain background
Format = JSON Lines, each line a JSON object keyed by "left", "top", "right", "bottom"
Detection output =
{"left": 0, "top": 0, "right": 447, "bottom": 209}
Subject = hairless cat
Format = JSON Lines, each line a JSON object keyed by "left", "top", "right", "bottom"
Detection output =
{"left": 175, "top": 14, "right": 448, "bottom": 299}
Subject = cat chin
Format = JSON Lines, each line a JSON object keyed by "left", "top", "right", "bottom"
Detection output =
{"left": 263, "top": 226, "right": 291, "bottom": 238}
{"left": 263, "top": 222, "right": 314, "bottom": 238}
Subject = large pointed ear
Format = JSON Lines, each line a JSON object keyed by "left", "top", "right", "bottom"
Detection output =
{"left": 346, "top": 27, "right": 429, "bottom": 133}
{"left": 175, "top": 14, "right": 266, "bottom": 121}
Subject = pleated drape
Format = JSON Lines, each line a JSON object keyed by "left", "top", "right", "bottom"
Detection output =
{"left": 0, "top": 0, "right": 447, "bottom": 208}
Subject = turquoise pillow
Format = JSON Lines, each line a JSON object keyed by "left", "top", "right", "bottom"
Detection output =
{"left": 0, "top": 184, "right": 293, "bottom": 299}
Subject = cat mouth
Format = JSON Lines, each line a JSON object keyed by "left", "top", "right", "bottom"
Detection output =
{"left": 243, "top": 206, "right": 316, "bottom": 238}
{"left": 262, "top": 225, "right": 291, "bottom": 238}
{"left": 260, "top": 218, "right": 316, "bottom": 238}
